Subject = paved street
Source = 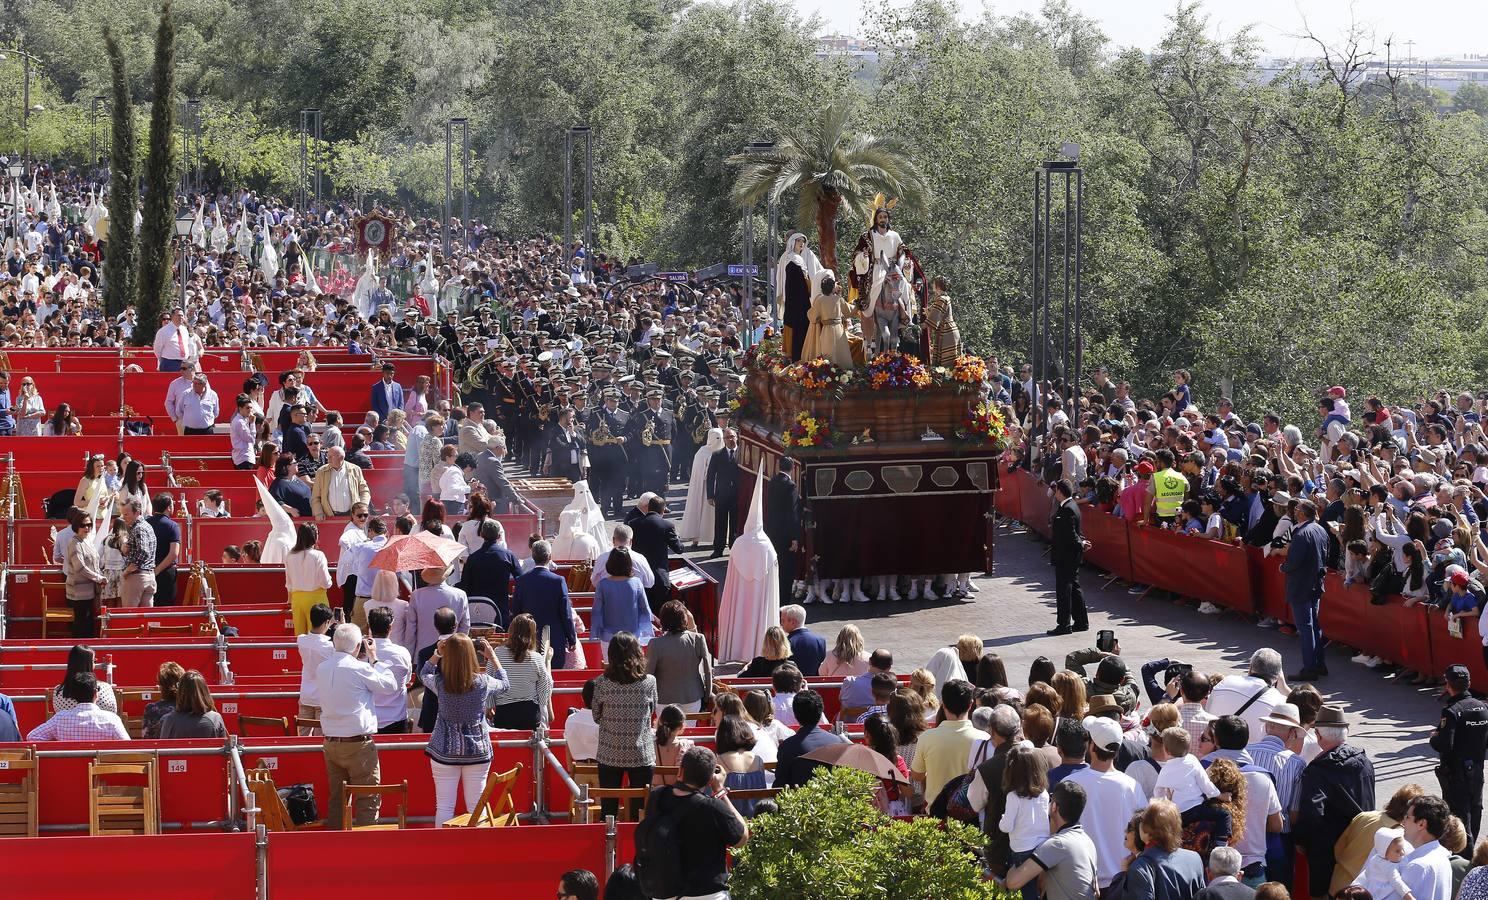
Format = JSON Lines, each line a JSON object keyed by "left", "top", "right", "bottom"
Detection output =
{"left": 684, "top": 512, "right": 1444, "bottom": 800}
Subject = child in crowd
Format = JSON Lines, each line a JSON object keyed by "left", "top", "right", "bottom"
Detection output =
{"left": 771, "top": 664, "right": 803, "bottom": 728}
{"left": 1329, "top": 385, "right": 1352, "bottom": 422}
{"left": 999, "top": 744, "right": 1051, "bottom": 900}
{"left": 1200, "top": 493, "right": 1223, "bottom": 540}
{"left": 1446, "top": 569, "right": 1483, "bottom": 620}
{"left": 199, "top": 489, "right": 230, "bottom": 518}
{"left": 1177, "top": 500, "right": 1204, "bottom": 535}
{"left": 1153, "top": 727, "right": 1221, "bottom": 812}
{"left": 562, "top": 678, "right": 599, "bottom": 765}
{"left": 1351, "top": 827, "right": 1412, "bottom": 900}
{"left": 1343, "top": 539, "right": 1371, "bottom": 587}
{"left": 651, "top": 704, "right": 694, "bottom": 785}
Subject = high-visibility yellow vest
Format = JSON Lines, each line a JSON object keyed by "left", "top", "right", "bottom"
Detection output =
{"left": 1153, "top": 468, "right": 1187, "bottom": 517}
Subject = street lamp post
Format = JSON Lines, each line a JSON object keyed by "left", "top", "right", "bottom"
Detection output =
{"left": 740, "top": 141, "right": 776, "bottom": 345}
{"left": 444, "top": 117, "right": 468, "bottom": 257}
{"left": 563, "top": 126, "right": 592, "bottom": 272}
{"left": 4, "top": 162, "right": 20, "bottom": 246}
{"left": 0, "top": 49, "right": 43, "bottom": 169}
{"left": 174, "top": 212, "right": 195, "bottom": 308}
{"left": 90, "top": 95, "right": 105, "bottom": 170}
{"left": 298, "top": 109, "right": 321, "bottom": 210}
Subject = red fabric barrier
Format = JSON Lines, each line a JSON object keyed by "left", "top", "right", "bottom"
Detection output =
{"left": 1127, "top": 526, "right": 1257, "bottom": 613}
{"left": 1426, "top": 606, "right": 1482, "bottom": 684}
{"left": 1079, "top": 505, "right": 1133, "bottom": 582}
{"left": 0, "top": 832, "right": 256, "bottom": 897}
{"left": 1017, "top": 470, "right": 1053, "bottom": 538}
{"left": 265, "top": 823, "right": 609, "bottom": 898}
{"left": 3, "top": 436, "right": 119, "bottom": 472}
{"left": 238, "top": 734, "right": 538, "bottom": 820}
{"left": 1318, "top": 573, "right": 1433, "bottom": 675}
{"left": 995, "top": 462, "right": 1022, "bottom": 519}
{"left": 1249, "top": 549, "right": 1294, "bottom": 624}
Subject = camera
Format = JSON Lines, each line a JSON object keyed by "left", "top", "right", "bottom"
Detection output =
{"left": 1096, "top": 629, "right": 1116, "bottom": 653}
{"left": 1165, "top": 662, "right": 1193, "bottom": 684}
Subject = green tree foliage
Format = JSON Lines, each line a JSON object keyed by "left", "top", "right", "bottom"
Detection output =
{"left": 103, "top": 28, "right": 139, "bottom": 315}
{"left": 135, "top": 0, "right": 178, "bottom": 347}
{"left": 730, "top": 766, "right": 1003, "bottom": 899}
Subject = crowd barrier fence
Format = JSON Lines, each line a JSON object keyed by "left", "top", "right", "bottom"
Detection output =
{"left": 1002, "top": 466, "right": 1483, "bottom": 681}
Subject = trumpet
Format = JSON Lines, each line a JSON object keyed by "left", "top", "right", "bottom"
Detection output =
{"left": 641, "top": 417, "right": 657, "bottom": 447}
{"left": 589, "top": 421, "right": 621, "bottom": 446}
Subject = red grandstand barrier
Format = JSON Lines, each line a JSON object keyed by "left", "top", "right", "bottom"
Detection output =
{"left": 0, "top": 832, "right": 256, "bottom": 898}
{"left": 1127, "top": 525, "right": 1256, "bottom": 613}
{"left": 236, "top": 733, "right": 538, "bottom": 821}
{"left": 0, "top": 640, "right": 224, "bottom": 688}
{"left": 1079, "top": 505, "right": 1133, "bottom": 582}
{"left": 1247, "top": 548, "right": 1293, "bottom": 624}
{"left": 4, "top": 436, "right": 119, "bottom": 472}
{"left": 1018, "top": 470, "right": 1053, "bottom": 538}
{"left": 1318, "top": 573, "right": 1434, "bottom": 677}
{"left": 265, "top": 823, "right": 611, "bottom": 898}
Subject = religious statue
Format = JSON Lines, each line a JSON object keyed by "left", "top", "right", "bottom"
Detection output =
{"left": 800, "top": 273, "right": 856, "bottom": 369}
{"left": 850, "top": 198, "right": 906, "bottom": 313}
{"left": 925, "top": 275, "right": 962, "bottom": 365}
{"left": 866, "top": 263, "right": 911, "bottom": 357}
{"left": 775, "top": 232, "right": 821, "bottom": 361}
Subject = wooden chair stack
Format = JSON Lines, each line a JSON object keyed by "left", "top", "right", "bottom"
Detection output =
{"left": 88, "top": 751, "right": 160, "bottom": 835}
{"left": 443, "top": 764, "right": 523, "bottom": 827}
{"left": 245, "top": 765, "right": 322, "bottom": 832}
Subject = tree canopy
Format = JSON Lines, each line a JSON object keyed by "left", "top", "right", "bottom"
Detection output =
{"left": 11, "top": 0, "right": 1488, "bottom": 418}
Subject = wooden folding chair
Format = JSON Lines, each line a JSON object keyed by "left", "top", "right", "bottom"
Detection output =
{"left": 683, "top": 711, "right": 712, "bottom": 727}
{"left": 443, "top": 763, "right": 524, "bottom": 827}
{"left": 244, "top": 765, "right": 322, "bottom": 832}
{"left": 89, "top": 751, "right": 159, "bottom": 835}
{"left": 651, "top": 765, "right": 680, "bottom": 785}
{"left": 838, "top": 706, "right": 869, "bottom": 724}
{"left": 294, "top": 716, "right": 321, "bottom": 735}
{"left": 39, "top": 580, "right": 72, "bottom": 639}
{"left": 0, "top": 748, "right": 39, "bottom": 837}
{"left": 114, "top": 689, "right": 154, "bottom": 739}
{"left": 103, "top": 623, "right": 144, "bottom": 638}
{"left": 583, "top": 787, "right": 651, "bottom": 823}
{"left": 238, "top": 715, "right": 292, "bottom": 736}
{"left": 344, "top": 781, "right": 408, "bottom": 831}
{"left": 564, "top": 561, "right": 594, "bottom": 592}
{"left": 148, "top": 622, "right": 196, "bottom": 636}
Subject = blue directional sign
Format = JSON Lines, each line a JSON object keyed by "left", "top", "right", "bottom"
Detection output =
{"left": 660, "top": 271, "right": 690, "bottom": 283}
{"left": 727, "top": 264, "right": 760, "bottom": 277}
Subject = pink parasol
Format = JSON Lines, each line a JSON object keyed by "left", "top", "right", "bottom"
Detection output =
{"left": 367, "top": 531, "right": 465, "bottom": 572}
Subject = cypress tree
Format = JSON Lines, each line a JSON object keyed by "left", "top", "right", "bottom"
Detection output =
{"left": 102, "top": 28, "right": 137, "bottom": 317}
{"left": 134, "top": 0, "right": 177, "bottom": 348}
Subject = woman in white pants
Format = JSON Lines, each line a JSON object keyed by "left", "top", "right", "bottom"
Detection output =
{"left": 419, "top": 633, "right": 510, "bottom": 825}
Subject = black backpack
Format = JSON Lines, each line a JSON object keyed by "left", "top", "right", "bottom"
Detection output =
{"left": 633, "top": 787, "right": 699, "bottom": 899}
{"left": 277, "top": 784, "right": 318, "bottom": 825}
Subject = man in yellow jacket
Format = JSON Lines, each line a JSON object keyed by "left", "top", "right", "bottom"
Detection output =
{"left": 311, "top": 446, "right": 372, "bottom": 520}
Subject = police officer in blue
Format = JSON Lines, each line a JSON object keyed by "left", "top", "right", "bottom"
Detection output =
{"left": 1431, "top": 664, "right": 1488, "bottom": 843}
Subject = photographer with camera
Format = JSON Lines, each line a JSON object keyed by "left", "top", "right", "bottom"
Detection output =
{"left": 316, "top": 622, "right": 406, "bottom": 828}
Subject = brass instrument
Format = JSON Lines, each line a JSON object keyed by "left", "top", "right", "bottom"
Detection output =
{"left": 589, "top": 421, "right": 621, "bottom": 446}
{"left": 692, "top": 415, "right": 711, "bottom": 444}
{"left": 640, "top": 416, "right": 657, "bottom": 447}
{"left": 459, "top": 350, "right": 499, "bottom": 395}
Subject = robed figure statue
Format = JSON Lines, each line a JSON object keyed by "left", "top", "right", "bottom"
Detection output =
{"left": 775, "top": 232, "right": 821, "bottom": 361}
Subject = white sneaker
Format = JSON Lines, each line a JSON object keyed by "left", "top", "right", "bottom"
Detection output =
{"left": 802, "top": 588, "right": 817, "bottom": 604}
{"left": 965, "top": 581, "right": 980, "bottom": 593}
{"left": 1256, "top": 616, "right": 1280, "bottom": 629}
{"left": 1364, "top": 655, "right": 1383, "bottom": 668}
{"left": 1197, "top": 602, "right": 1222, "bottom": 615}
{"left": 1351, "top": 652, "right": 1371, "bottom": 665}
{"left": 886, "top": 590, "right": 903, "bottom": 601}
{"left": 853, "top": 588, "right": 872, "bottom": 603}
{"left": 907, "top": 583, "right": 922, "bottom": 600}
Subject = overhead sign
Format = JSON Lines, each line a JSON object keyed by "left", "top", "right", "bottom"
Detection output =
{"left": 727, "top": 264, "right": 760, "bottom": 277}
{"left": 696, "top": 263, "right": 729, "bottom": 281}
{"left": 625, "top": 263, "right": 658, "bottom": 278}
{"left": 659, "top": 271, "right": 690, "bottom": 283}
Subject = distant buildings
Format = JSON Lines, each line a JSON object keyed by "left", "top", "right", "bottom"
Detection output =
{"left": 1360, "top": 58, "right": 1488, "bottom": 95}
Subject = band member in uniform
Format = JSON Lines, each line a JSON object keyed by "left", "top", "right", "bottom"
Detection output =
{"left": 586, "top": 389, "right": 630, "bottom": 518}
{"left": 545, "top": 407, "right": 587, "bottom": 482}
{"left": 627, "top": 388, "right": 673, "bottom": 497}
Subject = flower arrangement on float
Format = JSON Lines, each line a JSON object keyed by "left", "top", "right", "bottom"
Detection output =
{"left": 958, "top": 401, "right": 1011, "bottom": 449}
{"left": 782, "top": 411, "right": 835, "bottom": 448}
{"left": 950, "top": 355, "right": 987, "bottom": 386}
{"left": 865, "top": 351, "right": 932, "bottom": 390}
{"left": 787, "top": 357, "right": 854, "bottom": 391}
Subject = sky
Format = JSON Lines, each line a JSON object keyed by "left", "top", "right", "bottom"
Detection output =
{"left": 795, "top": 0, "right": 1488, "bottom": 60}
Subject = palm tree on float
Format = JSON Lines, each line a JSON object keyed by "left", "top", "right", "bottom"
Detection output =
{"left": 729, "top": 99, "right": 925, "bottom": 272}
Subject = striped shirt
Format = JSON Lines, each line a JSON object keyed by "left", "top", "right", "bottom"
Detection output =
{"left": 492, "top": 645, "right": 553, "bottom": 724}
{"left": 1246, "top": 735, "right": 1305, "bottom": 829}
{"left": 1179, "top": 702, "right": 1210, "bottom": 744}
{"left": 28, "top": 703, "right": 130, "bottom": 741}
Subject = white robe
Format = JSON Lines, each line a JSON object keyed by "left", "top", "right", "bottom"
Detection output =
{"left": 551, "top": 510, "right": 601, "bottom": 563}
{"left": 560, "top": 480, "right": 610, "bottom": 549}
{"left": 716, "top": 473, "right": 779, "bottom": 663}
{"left": 253, "top": 476, "right": 296, "bottom": 565}
{"left": 679, "top": 428, "right": 724, "bottom": 545}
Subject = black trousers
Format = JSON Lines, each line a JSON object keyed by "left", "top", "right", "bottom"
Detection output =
{"left": 1440, "top": 759, "right": 1485, "bottom": 845}
{"left": 377, "top": 719, "right": 411, "bottom": 735}
{"left": 1054, "top": 561, "right": 1087, "bottom": 629}
{"left": 184, "top": 426, "right": 215, "bottom": 435}
{"left": 234, "top": 461, "right": 255, "bottom": 470}
{"left": 342, "top": 575, "right": 359, "bottom": 618}
{"left": 155, "top": 567, "right": 178, "bottom": 607}
{"left": 777, "top": 547, "right": 796, "bottom": 601}
{"left": 711, "top": 502, "right": 738, "bottom": 555}
{"left": 70, "top": 596, "right": 99, "bottom": 638}
{"left": 597, "top": 763, "right": 653, "bottom": 821}
{"left": 490, "top": 700, "right": 540, "bottom": 731}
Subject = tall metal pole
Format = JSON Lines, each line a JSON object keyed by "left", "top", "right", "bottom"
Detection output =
{"left": 741, "top": 204, "right": 753, "bottom": 330}
{"left": 22, "top": 53, "right": 30, "bottom": 167}
{"left": 311, "top": 109, "right": 322, "bottom": 203}
{"left": 1061, "top": 169, "right": 1071, "bottom": 421}
{"left": 1040, "top": 167, "right": 1050, "bottom": 446}
{"left": 1028, "top": 170, "right": 1039, "bottom": 468}
{"left": 458, "top": 118, "right": 470, "bottom": 251}
{"left": 442, "top": 118, "right": 452, "bottom": 257}
{"left": 581, "top": 128, "right": 593, "bottom": 270}
{"left": 562, "top": 129, "right": 573, "bottom": 268}
{"left": 90, "top": 97, "right": 99, "bottom": 170}
{"left": 298, "top": 110, "right": 308, "bottom": 211}
{"left": 766, "top": 198, "right": 779, "bottom": 325}
{"left": 1073, "top": 172, "right": 1084, "bottom": 413}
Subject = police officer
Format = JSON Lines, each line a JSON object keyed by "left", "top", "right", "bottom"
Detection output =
{"left": 1431, "top": 663, "right": 1488, "bottom": 843}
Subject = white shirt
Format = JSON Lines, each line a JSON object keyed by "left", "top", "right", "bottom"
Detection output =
{"left": 284, "top": 548, "right": 332, "bottom": 593}
{"left": 1062, "top": 444, "right": 1088, "bottom": 484}
{"left": 230, "top": 412, "right": 255, "bottom": 465}
{"left": 1063, "top": 765, "right": 1146, "bottom": 888}
{"left": 346, "top": 535, "right": 389, "bottom": 595}
{"left": 1000, "top": 790, "right": 1051, "bottom": 852}
{"left": 336, "top": 522, "right": 367, "bottom": 587}
{"left": 326, "top": 466, "right": 353, "bottom": 514}
{"left": 592, "top": 547, "right": 655, "bottom": 589}
{"left": 296, "top": 632, "right": 334, "bottom": 707}
{"left": 165, "top": 375, "right": 194, "bottom": 422}
{"left": 438, "top": 466, "right": 469, "bottom": 504}
{"left": 564, "top": 708, "right": 599, "bottom": 762}
{"left": 314, "top": 651, "right": 402, "bottom": 738}
{"left": 370, "top": 638, "right": 412, "bottom": 729}
{"left": 1207, "top": 674, "right": 1284, "bottom": 743}
{"left": 178, "top": 387, "right": 219, "bottom": 430}
{"left": 1153, "top": 753, "right": 1218, "bottom": 812}
{"left": 1398, "top": 840, "right": 1453, "bottom": 900}
{"left": 153, "top": 322, "right": 201, "bottom": 364}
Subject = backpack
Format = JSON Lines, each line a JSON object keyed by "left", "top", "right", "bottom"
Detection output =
{"left": 277, "top": 784, "right": 318, "bottom": 825}
{"left": 633, "top": 787, "right": 699, "bottom": 899}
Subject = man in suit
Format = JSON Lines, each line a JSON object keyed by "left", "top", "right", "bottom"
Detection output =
{"left": 370, "top": 363, "right": 404, "bottom": 422}
{"left": 310, "top": 447, "right": 372, "bottom": 520}
{"left": 1280, "top": 498, "right": 1329, "bottom": 680}
{"left": 629, "top": 495, "right": 683, "bottom": 618}
{"left": 1048, "top": 478, "right": 1090, "bottom": 636}
{"left": 473, "top": 442, "right": 520, "bottom": 514}
{"left": 775, "top": 690, "right": 850, "bottom": 787}
{"left": 705, "top": 427, "right": 741, "bottom": 558}
{"left": 764, "top": 458, "right": 802, "bottom": 604}
{"left": 511, "top": 540, "right": 579, "bottom": 669}
{"left": 1197, "top": 848, "right": 1256, "bottom": 900}
{"left": 458, "top": 520, "right": 522, "bottom": 627}
{"left": 780, "top": 604, "right": 825, "bottom": 676}
{"left": 457, "top": 402, "right": 505, "bottom": 456}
